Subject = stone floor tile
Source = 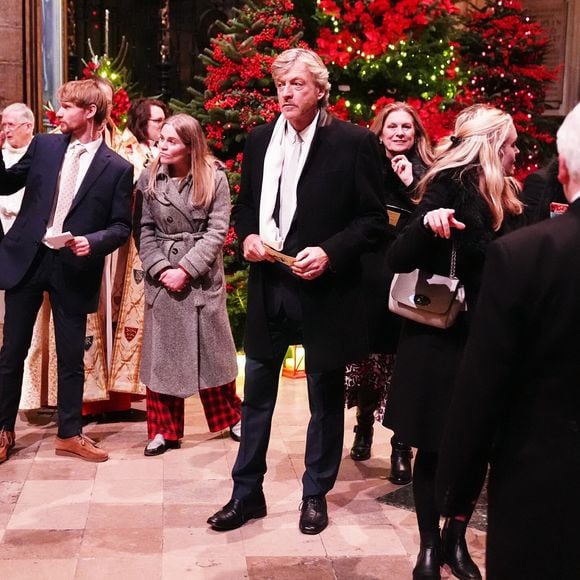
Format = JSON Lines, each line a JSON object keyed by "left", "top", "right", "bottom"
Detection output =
{"left": 247, "top": 556, "right": 336, "bottom": 579}
{"left": 0, "top": 460, "right": 33, "bottom": 482}
{"left": 86, "top": 502, "right": 163, "bottom": 529}
{"left": 241, "top": 525, "right": 327, "bottom": 557}
{"left": 162, "top": 552, "right": 247, "bottom": 579}
{"left": 27, "top": 459, "right": 98, "bottom": 480}
{"left": 95, "top": 457, "right": 163, "bottom": 480}
{"left": 75, "top": 556, "right": 162, "bottom": 580}
{"left": 163, "top": 503, "right": 219, "bottom": 528}
{"left": 8, "top": 501, "right": 89, "bottom": 530}
{"left": 0, "top": 529, "right": 83, "bottom": 559}
{"left": 163, "top": 526, "right": 245, "bottom": 556}
{"left": 332, "top": 555, "right": 413, "bottom": 579}
{"left": 0, "top": 558, "right": 77, "bottom": 579}
{"left": 16, "top": 479, "right": 93, "bottom": 505}
{"left": 321, "top": 524, "right": 407, "bottom": 557}
{"left": 80, "top": 528, "right": 163, "bottom": 558}
{"left": 91, "top": 478, "right": 163, "bottom": 504}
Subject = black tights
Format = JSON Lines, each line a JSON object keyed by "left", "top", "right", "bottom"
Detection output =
{"left": 413, "top": 447, "right": 481, "bottom": 535}
{"left": 413, "top": 448, "right": 441, "bottom": 533}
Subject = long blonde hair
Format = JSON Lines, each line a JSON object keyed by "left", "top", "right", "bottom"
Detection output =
{"left": 417, "top": 104, "right": 523, "bottom": 230}
{"left": 147, "top": 114, "right": 219, "bottom": 208}
{"left": 370, "top": 101, "right": 434, "bottom": 166}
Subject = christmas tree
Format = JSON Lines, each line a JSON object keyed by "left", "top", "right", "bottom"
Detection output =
{"left": 314, "top": 0, "right": 559, "bottom": 172}
{"left": 458, "top": 0, "right": 559, "bottom": 174}
{"left": 315, "top": 0, "right": 466, "bottom": 139}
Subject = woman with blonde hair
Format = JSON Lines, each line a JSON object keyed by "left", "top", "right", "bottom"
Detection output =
{"left": 346, "top": 102, "right": 433, "bottom": 486}
{"left": 384, "top": 104, "right": 524, "bottom": 579}
{"left": 137, "top": 113, "right": 240, "bottom": 455}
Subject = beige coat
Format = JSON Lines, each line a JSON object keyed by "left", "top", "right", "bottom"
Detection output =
{"left": 137, "top": 165, "right": 237, "bottom": 397}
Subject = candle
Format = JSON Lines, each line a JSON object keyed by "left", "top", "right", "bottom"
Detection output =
{"left": 104, "top": 9, "right": 109, "bottom": 56}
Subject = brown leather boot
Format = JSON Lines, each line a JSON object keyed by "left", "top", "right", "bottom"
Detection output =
{"left": 0, "top": 429, "right": 16, "bottom": 464}
{"left": 55, "top": 434, "right": 109, "bottom": 462}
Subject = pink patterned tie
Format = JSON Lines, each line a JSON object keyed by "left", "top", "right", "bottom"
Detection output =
{"left": 51, "top": 144, "right": 87, "bottom": 233}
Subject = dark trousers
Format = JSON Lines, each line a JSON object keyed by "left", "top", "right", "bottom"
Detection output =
{"left": 232, "top": 314, "right": 345, "bottom": 499}
{"left": 0, "top": 247, "right": 87, "bottom": 438}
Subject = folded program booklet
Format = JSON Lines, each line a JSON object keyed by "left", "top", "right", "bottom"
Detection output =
{"left": 263, "top": 242, "right": 296, "bottom": 267}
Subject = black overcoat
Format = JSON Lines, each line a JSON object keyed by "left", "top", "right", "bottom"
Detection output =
{"left": 436, "top": 199, "right": 580, "bottom": 579}
{"left": 233, "top": 111, "right": 386, "bottom": 372}
{"left": 383, "top": 170, "right": 523, "bottom": 450}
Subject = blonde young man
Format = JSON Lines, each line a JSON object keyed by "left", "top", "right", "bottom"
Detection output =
{"left": 0, "top": 80, "right": 133, "bottom": 463}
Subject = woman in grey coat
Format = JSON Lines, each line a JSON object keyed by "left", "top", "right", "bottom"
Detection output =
{"left": 137, "top": 114, "right": 239, "bottom": 456}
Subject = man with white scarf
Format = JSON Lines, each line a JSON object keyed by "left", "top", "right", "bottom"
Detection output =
{"left": 208, "top": 48, "right": 385, "bottom": 535}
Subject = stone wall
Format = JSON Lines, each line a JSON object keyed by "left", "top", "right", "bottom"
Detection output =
{"left": 0, "top": 0, "right": 25, "bottom": 109}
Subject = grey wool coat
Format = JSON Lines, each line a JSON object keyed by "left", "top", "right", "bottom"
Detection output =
{"left": 137, "top": 164, "right": 238, "bottom": 397}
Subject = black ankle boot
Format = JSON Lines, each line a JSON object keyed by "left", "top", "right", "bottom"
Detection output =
{"left": 389, "top": 437, "right": 413, "bottom": 484}
{"left": 413, "top": 529, "right": 442, "bottom": 579}
{"left": 441, "top": 518, "right": 482, "bottom": 580}
{"left": 350, "top": 391, "right": 376, "bottom": 461}
{"left": 350, "top": 424, "right": 373, "bottom": 461}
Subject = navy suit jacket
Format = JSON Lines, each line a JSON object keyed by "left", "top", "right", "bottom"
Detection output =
{"left": 0, "top": 132, "right": 133, "bottom": 314}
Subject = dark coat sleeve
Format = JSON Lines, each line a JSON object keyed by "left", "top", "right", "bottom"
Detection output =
{"left": 387, "top": 177, "right": 454, "bottom": 275}
{"left": 232, "top": 130, "right": 260, "bottom": 245}
{"left": 319, "top": 130, "right": 386, "bottom": 273}
{"left": 83, "top": 161, "right": 133, "bottom": 256}
{"left": 0, "top": 136, "right": 35, "bottom": 193}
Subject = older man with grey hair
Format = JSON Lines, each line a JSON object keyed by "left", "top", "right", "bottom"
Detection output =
{"left": 436, "top": 102, "right": 580, "bottom": 579}
{"left": 0, "top": 103, "right": 34, "bottom": 234}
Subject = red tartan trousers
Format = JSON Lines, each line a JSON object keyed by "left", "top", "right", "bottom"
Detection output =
{"left": 146, "top": 380, "right": 241, "bottom": 439}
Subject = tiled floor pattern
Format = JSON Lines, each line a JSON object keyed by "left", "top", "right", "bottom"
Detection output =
{"left": 0, "top": 376, "right": 486, "bottom": 579}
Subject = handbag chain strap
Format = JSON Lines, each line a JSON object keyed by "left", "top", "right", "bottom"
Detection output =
{"left": 450, "top": 243, "right": 457, "bottom": 279}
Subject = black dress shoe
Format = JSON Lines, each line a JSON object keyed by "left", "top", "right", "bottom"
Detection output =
{"left": 389, "top": 438, "right": 413, "bottom": 485}
{"left": 207, "top": 492, "right": 267, "bottom": 531}
{"left": 143, "top": 438, "right": 180, "bottom": 457}
{"left": 299, "top": 495, "right": 328, "bottom": 535}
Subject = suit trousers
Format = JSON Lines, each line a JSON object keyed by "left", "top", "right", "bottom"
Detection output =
{"left": 232, "top": 313, "right": 345, "bottom": 499}
{"left": 0, "top": 246, "right": 87, "bottom": 437}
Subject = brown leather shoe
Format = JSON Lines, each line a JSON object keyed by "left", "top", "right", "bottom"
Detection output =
{"left": 0, "top": 429, "right": 15, "bottom": 464}
{"left": 55, "top": 434, "right": 109, "bottom": 462}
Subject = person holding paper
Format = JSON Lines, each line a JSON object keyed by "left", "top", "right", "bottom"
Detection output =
{"left": 0, "top": 79, "right": 133, "bottom": 464}
{"left": 207, "top": 48, "right": 385, "bottom": 535}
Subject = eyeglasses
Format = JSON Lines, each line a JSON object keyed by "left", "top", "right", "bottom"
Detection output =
{"left": 148, "top": 117, "right": 165, "bottom": 124}
{"left": 1, "top": 122, "right": 29, "bottom": 131}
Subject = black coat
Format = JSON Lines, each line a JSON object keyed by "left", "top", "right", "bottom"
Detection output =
{"left": 362, "top": 150, "right": 426, "bottom": 356}
{"left": 233, "top": 111, "right": 386, "bottom": 372}
{"left": 436, "top": 200, "right": 580, "bottom": 579}
{"left": 383, "top": 170, "right": 523, "bottom": 450}
{"left": 521, "top": 157, "right": 566, "bottom": 223}
{"left": 0, "top": 133, "right": 133, "bottom": 314}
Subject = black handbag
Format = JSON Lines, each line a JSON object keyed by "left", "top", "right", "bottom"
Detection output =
{"left": 388, "top": 245, "right": 466, "bottom": 329}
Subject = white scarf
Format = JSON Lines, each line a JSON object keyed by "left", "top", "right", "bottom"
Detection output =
{"left": 259, "top": 115, "right": 310, "bottom": 250}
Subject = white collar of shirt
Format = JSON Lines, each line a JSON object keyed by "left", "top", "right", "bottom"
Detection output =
{"left": 3, "top": 142, "right": 30, "bottom": 157}
{"left": 569, "top": 190, "right": 580, "bottom": 203}
{"left": 284, "top": 112, "right": 319, "bottom": 151}
{"left": 65, "top": 136, "right": 103, "bottom": 195}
